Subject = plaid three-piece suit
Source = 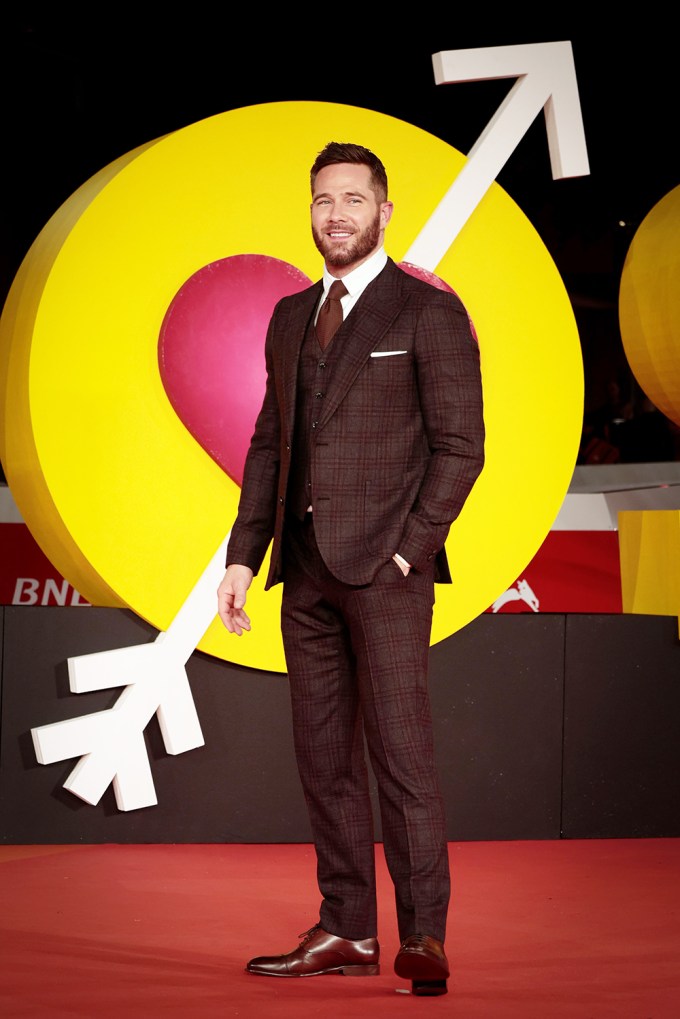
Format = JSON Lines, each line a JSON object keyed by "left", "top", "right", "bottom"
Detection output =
{"left": 227, "top": 256, "right": 485, "bottom": 943}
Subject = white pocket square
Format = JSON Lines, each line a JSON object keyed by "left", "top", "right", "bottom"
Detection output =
{"left": 370, "top": 350, "right": 408, "bottom": 358}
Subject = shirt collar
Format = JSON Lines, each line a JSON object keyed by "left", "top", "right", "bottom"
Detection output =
{"left": 322, "top": 246, "right": 388, "bottom": 300}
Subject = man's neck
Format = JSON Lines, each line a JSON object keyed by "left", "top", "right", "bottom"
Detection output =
{"left": 323, "top": 246, "right": 387, "bottom": 293}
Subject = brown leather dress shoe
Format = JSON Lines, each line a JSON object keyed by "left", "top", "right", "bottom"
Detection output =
{"left": 246, "top": 925, "right": 380, "bottom": 977}
{"left": 394, "top": 934, "right": 449, "bottom": 996}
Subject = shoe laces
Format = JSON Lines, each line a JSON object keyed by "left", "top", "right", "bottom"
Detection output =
{"left": 402, "top": 934, "right": 431, "bottom": 949}
{"left": 298, "top": 924, "right": 321, "bottom": 946}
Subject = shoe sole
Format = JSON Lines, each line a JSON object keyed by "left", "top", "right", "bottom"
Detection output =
{"left": 247, "top": 964, "right": 380, "bottom": 977}
{"left": 413, "top": 979, "right": 448, "bottom": 996}
{"left": 394, "top": 951, "right": 449, "bottom": 995}
{"left": 394, "top": 954, "right": 449, "bottom": 981}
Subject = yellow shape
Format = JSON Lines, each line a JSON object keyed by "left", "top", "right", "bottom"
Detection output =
{"left": 619, "top": 183, "right": 680, "bottom": 425}
{"left": 0, "top": 102, "right": 583, "bottom": 672}
{"left": 619, "top": 509, "right": 680, "bottom": 629}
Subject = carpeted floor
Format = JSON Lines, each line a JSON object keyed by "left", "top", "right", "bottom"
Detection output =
{"left": 1, "top": 839, "right": 678, "bottom": 1017}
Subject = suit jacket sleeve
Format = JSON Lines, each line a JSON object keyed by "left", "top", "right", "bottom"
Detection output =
{"left": 397, "top": 290, "right": 485, "bottom": 573}
{"left": 224, "top": 308, "right": 281, "bottom": 575}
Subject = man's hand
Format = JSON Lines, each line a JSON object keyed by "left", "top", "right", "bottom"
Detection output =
{"left": 217, "top": 564, "right": 254, "bottom": 635}
{"left": 392, "top": 552, "right": 411, "bottom": 576}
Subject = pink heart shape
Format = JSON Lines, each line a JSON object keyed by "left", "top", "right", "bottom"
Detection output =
{"left": 158, "top": 254, "right": 312, "bottom": 485}
{"left": 158, "top": 255, "right": 471, "bottom": 487}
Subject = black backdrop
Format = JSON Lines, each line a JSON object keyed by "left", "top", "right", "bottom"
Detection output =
{"left": 2, "top": 608, "right": 679, "bottom": 843}
{"left": 2, "top": 13, "right": 679, "bottom": 429}
{"left": 1, "top": 16, "right": 679, "bottom": 843}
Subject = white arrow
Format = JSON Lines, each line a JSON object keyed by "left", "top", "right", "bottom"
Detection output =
{"left": 404, "top": 40, "right": 591, "bottom": 272}
{"left": 30, "top": 41, "right": 592, "bottom": 813}
{"left": 31, "top": 534, "right": 229, "bottom": 810}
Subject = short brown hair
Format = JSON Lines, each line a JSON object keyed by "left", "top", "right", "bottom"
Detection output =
{"left": 310, "top": 142, "right": 388, "bottom": 202}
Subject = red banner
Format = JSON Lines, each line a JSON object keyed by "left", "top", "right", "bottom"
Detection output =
{"left": 0, "top": 523, "right": 90, "bottom": 606}
{"left": 0, "top": 520, "right": 621, "bottom": 612}
{"left": 487, "top": 530, "right": 622, "bottom": 613}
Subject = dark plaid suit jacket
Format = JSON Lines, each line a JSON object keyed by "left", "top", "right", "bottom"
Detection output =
{"left": 226, "top": 257, "right": 485, "bottom": 588}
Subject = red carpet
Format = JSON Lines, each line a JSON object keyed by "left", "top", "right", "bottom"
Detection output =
{"left": 1, "top": 839, "right": 678, "bottom": 1017}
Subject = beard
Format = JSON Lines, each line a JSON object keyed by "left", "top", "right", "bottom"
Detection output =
{"left": 312, "top": 209, "right": 382, "bottom": 269}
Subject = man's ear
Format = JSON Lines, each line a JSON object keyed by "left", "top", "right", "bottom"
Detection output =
{"left": 381, "top": 201, "right": 394, "bottom": 229}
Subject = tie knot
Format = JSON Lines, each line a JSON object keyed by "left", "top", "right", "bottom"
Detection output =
{"left": 327, "top": 280, "right": 348, "bottom": 301}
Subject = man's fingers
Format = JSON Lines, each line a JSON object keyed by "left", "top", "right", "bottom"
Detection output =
{"left": 232, "top": 608, "right": 251, "bottom": 628}
{"left": 217, "top": 590, "right": 251, "bottom": 635}
{"left": 217, "top": 565, "right": 254, "bottom": 634}
{"left": 219, "top": 608, "right": 250, "bottom": 635}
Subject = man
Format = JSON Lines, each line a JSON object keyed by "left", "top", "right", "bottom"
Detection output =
{"left": 217, "top": 141, "right": 485, "bottom": 996}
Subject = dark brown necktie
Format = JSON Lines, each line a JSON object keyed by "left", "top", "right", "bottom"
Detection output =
{"left": 316, "top": 280, "right": 348, "bottom": 350}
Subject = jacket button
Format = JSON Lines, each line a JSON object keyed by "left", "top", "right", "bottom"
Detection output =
{"left": 279, "top": 497, "right": 284, "bottom": 505}
{"left": 312, "top": 421, "right": 318, "bottom": 429}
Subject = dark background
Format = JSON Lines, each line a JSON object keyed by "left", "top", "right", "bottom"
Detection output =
{"left": 3, "top": 607, "right": 679, "bottom": 842}
{"left": 1, "top": 19, "right": 679, "bottom": 846}
{"left": 2, "top": 13, "right": 678, "bottom": 465}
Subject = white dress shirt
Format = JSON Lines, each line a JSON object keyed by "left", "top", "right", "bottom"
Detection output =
{"left": 315, "top": 246, "right": 388, "bottom": 324}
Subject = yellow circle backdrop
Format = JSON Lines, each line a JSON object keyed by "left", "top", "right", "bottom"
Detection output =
{"left": 0, "top": 101, "right": 583, "bottom": 672}
{"left": 619, "top": 183, "right": 680, "bottom": 424}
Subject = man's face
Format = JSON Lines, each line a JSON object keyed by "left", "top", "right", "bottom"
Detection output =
{"left": 310, "top": 163, "right": 393, "bottom": 274}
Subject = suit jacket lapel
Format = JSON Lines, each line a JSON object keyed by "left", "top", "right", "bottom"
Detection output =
{"left": 318, "top": 260, "right": 408, "bottom": 429}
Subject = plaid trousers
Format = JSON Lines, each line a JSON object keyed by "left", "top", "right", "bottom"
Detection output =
{"left": 280, "top": 512, "right": 450, "bottom": 943}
